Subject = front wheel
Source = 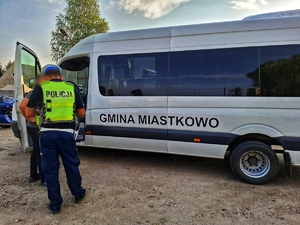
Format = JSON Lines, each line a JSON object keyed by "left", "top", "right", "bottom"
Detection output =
{"left": 230, "top": 141, "right": 279, "bottom": 185}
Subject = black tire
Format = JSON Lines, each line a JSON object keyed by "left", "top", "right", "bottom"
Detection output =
{"left": 0, "top": 125, "right": 11, "bottom": 128}
{"left": 230, "top": 141, "right": 279, "bottom": 185}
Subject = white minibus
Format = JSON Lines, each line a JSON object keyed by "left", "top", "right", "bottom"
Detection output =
{"left": 12, "top": 10, "right": 300, "bottom": 184}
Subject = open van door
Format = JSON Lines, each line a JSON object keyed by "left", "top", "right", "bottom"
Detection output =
{"left": 12, "top": 42, "right": 41, "bottom": 151}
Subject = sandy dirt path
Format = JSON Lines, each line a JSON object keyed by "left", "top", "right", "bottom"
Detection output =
{"left": 1, "top": 127, "right": 300, "bottom": 225}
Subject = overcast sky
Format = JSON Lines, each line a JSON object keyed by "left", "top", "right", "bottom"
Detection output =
{"left": 0, "top": 0, "right": 299, "bottom": 66}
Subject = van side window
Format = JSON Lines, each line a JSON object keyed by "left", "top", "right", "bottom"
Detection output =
{"left": 169, "top": 47, "right": 259, "bottom": 96}
{"left": 98, "top": 53, "right": 168, "bottom": 96}
{"left": 98, "top": 45, "right": 300, "bottom": 97}
{"left": 248, "top": 45, "right": 300, "bottom": 96}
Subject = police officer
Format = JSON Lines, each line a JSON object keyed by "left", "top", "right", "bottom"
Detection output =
{"left": 26, "top": 64, "right": 86, "bottom": 214}
{"left": 19, "top": 74, "right": 46, "bottom": 186}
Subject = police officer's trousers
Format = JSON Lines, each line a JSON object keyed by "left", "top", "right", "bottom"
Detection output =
{"left": 27, "top": 126, "right": 45, "bottom": 182}
{"left": 40, "top": 130, "right": 86, "bottom": 210}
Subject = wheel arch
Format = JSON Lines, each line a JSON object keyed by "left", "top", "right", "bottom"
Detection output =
{"left": 227, "top": 124, "right": 284, "bottom": 153}
{"left": 226, "top": 133, "right": 282, "bottom": 153}
{"left": 231, "top": 124, "right": 283, "bottom": 137}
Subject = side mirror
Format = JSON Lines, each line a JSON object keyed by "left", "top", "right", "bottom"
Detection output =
{"left": 29, "top": 78, "right": 35, "bottom": 89}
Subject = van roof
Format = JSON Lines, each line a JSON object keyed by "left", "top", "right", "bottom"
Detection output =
{"left": 243, "top": 9, "right": 300, "bottom": 20}
{"left": 61, "top": 10, "right": 300, "bottom": 62}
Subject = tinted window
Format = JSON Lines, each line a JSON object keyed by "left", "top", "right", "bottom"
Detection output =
{"left": 98, "top": 53, "right": 168, "bottom": 96}
{"left": 98, "top": 45, "right": 300, "bottom": 97}
{"left": 169, "top": 47, "right": 259, "bottom": 96}
{"left": 247, "top": 45, "right": 300, "bottom": 96}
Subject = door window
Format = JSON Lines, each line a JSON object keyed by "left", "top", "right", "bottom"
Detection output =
{"left": 60, "top": 57, "right": 90, "bottom": 102}
{"left": 21, "top": 49, "right": 40, "bottom": 95}
{"left": 98, "top": 53, "right": 169, "bottom": 96}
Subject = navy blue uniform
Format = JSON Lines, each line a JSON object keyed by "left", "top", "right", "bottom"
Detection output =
{"left": 27, "top": 79, "right": 86, "bottom": 211}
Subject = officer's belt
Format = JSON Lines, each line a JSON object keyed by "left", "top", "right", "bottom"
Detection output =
{"left": 40, "top": 128, "right": 74, "bottom": 134}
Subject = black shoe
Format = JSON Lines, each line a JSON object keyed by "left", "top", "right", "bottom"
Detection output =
{"left": 39, "top": 181, "right": 47, "bottom": 187}
{"left": 28, "top": 176, "right": 40, "bottom": 183}
{"left": 48, "top": 205, "right": 60, "bottom": 215}
{"left": 75, "top": 194, "right": 85, "bottom": 203}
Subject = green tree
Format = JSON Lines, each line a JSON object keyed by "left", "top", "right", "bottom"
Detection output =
{"left": 5, "top": 60, "right": 12, "bottom": 71}
{"left": 0, "top": 64, "right": 4, "bottom": 77}
{"left": 0, "top": 61, "right": 13, "bottom": 77}
{"left": 50, "top": 0, "right": 109, "bottom": 62}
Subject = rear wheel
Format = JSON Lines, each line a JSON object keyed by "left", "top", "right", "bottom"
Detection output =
{"left": 230, "top": 141, "right": 279, "bottom": 184}
{"left": 0, "top": 125, "right": 11, "bottom": 128}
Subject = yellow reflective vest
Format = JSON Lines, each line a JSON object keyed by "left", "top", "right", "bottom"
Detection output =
{"left": 40, "top": 81, "right": 75, "bottom": 124}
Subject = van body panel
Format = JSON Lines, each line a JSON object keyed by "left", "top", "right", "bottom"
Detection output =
{"left": 94, "top": 27, "right": 171, "bottom": 42}
{"left": 92, "top": 136, "right": 167, "bottom": 153}
{"left": 170, "top": 17, "right": 300, "bottom": 51}
{"left": 232, "top": 125, "right": 283, "bottom": 137}
{"left": 168, "top": 97, "right": 300, "bottom": 137}
{"left": 171, "top": 17, "right": 300, "bottom": 36}
{"left": 286, "top": 151, "right": 300, "bottom": 166}
{"left": 89, "top": 106, "right": 168, "bottom": 152}
{"left": 93, "top": 38, "right": 171, "bottom": 55}
{"left": 168, "top": 141, "right": 228, "bottom": 159}
{"left": 63, "top": 36, "right": 95, "bottom": 59}
{"left": 170, "top": 28, "right": 300, "bottom": 52}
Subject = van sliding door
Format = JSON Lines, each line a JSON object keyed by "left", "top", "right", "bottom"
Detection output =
{"left": 91, "top": 53, "right": 169, "bottom": 152}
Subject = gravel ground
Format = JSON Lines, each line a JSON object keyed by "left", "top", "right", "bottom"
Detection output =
{"left": 1, "top": 127, "right": 300, "bottom": 225}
